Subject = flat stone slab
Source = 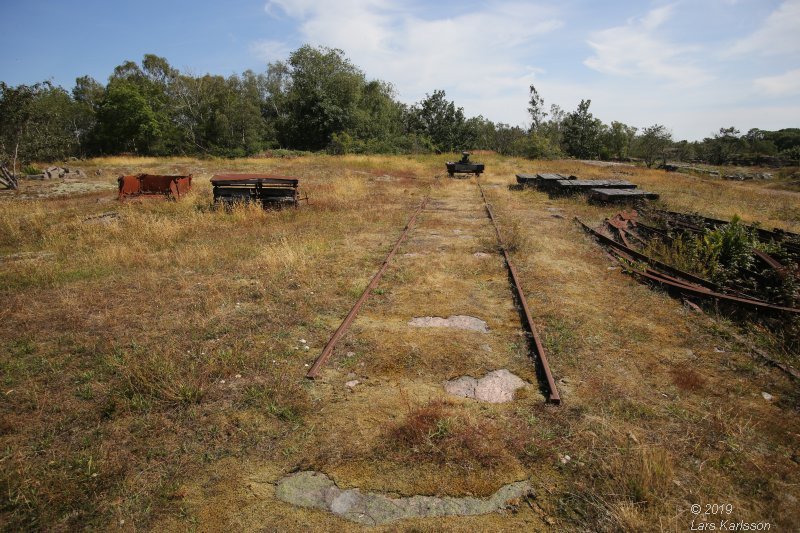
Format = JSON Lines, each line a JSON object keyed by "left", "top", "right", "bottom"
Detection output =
{"left": 444, "top": 369, "right": 528, "bottom": 403}
{"left": 409, "top": 315, "right": 489, "bottom": 333}
{"left": 275, "top": 471, "right": 533, "bottom": 526}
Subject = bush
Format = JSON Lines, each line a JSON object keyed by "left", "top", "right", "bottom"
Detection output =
{"left": 508, "top": 133, "right": 560, "bottom": 159}
{"left": 327, "top": 131, "right": 353, "bottom": 155}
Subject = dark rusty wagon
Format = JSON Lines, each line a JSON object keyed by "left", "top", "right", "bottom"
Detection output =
{"left": 446, "top": 152, "right": 484, "bottom": 177}
{"left": 118, "top": 174, "right": 193, "bottom": 200}
{"left": 210, "top": 174, "right": 300, "bottom": 208}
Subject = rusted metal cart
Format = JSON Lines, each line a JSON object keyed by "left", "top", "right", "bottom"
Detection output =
{"left": 210, "top": 174, "right": 301, "bottom": 208}
{"left": 446, "top": 152, "right": 484, "bottom": 177}
{"left": 118, "top": 174, "right": 192, "bottom": 200}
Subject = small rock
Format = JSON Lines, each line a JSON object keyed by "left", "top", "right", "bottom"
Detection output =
{"left": 346, "top": 351, "right": 355, "bottom": 358}
{"left": 409, "top": 315, "right": 489, "bottom": 333}
{"left": 235, "top": 374, "right": 242, "bottom": 379}
{"left": 473, "top": 252, "right": 491, "bottom": 258}
{"left": 762, "top": 392, "right": 774, "bottom": 402}
{"left": 345, "top": 380, "right": 360, "bottom": 388}
{"left": 219, "top": 380, "right": 226, "bottom": 384}
{"left": 714, "top": 347, "right": 724, "bottom": 353}
{"left": 445, "top": 369, "right": 528, "bottom": 403}
{"left": 300, "top": 339, "right": 307, "bottom": 344}
{"left": 304, "top": 346, "right": 310, "bottom": 351}
{"left": 560, "top": 455, "right": 571, "bottom": 464}
{"left": 444, "top": 376, "right": 477, "bottom": 398}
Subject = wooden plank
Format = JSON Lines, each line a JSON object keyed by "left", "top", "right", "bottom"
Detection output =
{"left": 516, "top": 173, "right": 577, "bottom": 190}
{"left": 539, "top": 173, "right": 574, "bottom": 180}
{"left": 552, "top": 179, "right": 636, "bottom": 195}
{"left": 589, "top": 188, "right": 659, "bottom": 203}
{"left": 556, "top": 179, "right": 635, "bottom": 187}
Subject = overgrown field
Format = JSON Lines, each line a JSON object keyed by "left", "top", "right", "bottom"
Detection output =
{"left": 1, "top": 155, "right": 798, "bottom": 531}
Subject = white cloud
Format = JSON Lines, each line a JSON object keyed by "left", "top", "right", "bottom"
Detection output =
{"left": 584, "top": 4, "right": 713, "bottom": 86}
{"left": 252, "top": 1, "right": 799, "bottom": 140}
{"left": 261, "top": 0, "right": 562, "bottom": 105}
{"left": 754, "top": 68, "right": 800, "bottom": 96}
{"left": 728, "top": 0, "right": 800, "bottom": 56}
{"left": 249, "top": 39, "right": 292, "bottom": 62}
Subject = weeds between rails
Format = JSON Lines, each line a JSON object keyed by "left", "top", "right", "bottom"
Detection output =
{"left": 308, "top": 174, "right": 560, "bottom": 404}
{"left": 476, "top": 178, "right": 560, "bottom": 404}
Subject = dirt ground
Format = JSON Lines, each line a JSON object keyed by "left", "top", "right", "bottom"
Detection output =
{"left": 1, "top": 154, "right": 798, "bottom": 531}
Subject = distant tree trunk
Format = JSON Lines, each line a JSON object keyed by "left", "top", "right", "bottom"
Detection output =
{"left": 12, "top": 140, "right": 19, "bottom": 175}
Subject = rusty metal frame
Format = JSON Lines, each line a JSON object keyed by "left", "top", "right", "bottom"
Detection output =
{"left": 576, "top": 218, "right": 719, "bottom": 291}
{"left": 118, "top": 174, "right": 192, "bottom": 200}
{"left": 306, "top": 195, "right": 430, "bottom": 379}
{"left": 577, "top": 218, "right": 800, "bottom": 316}
{"left": 651, "top": 209, "right": 800, "bottom": 255}
{"left": 478, "top": 180, "right": 561, "bottom": 405}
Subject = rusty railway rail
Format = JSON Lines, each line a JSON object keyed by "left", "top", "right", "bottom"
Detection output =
{"left": 306, "top": 194, "right": 430, "bottom": 379}
{"left": 477, "top": 180, "right": 561, "bottom": 405}
{"left": 577, "top": 218, "right": 800, "bottom": 316}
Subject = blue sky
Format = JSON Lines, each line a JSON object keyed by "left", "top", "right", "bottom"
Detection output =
{"left": 1, "top": 0, "right": 798, "bottom": 140}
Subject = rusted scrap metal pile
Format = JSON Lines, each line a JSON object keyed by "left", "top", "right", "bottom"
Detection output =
{"left": 446, "top": 152, "right": 484, "bottom": 177}
{"left": 118, "top": 174, "right": 193, "bottom": 200}
{"left": 651, "top": 209, "right": 800, "bottom": 255}
{"left": 516, "top": 172, "right": 659, "bottom": 204}
{"left": 577, "top": 210, "right": 800, "bottom": 317}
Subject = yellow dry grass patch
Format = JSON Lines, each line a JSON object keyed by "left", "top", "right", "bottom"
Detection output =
{"left": 2, "top": 154, "right": 799, "bottom": 531}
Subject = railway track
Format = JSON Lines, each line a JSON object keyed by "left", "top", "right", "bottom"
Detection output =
{"left": 306, "top": 193, "right": 430, "bottom": 379}
{"left": 307, "top": 175, "right": 561, "bottom": 405}
{"left": 477, "top": 179, "right": 560, "bottom": 404}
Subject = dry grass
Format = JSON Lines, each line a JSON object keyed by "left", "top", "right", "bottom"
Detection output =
{"left": 479, "top": 156, "right": 800, "bottom": 531}
{"left": 2, "top": 154, "right": 799, "bottom": 531}
{"left": 670, "top": 366, "right": 707, "bottom": 392}
{"left": 380, "top": 399, "right": 526, "bottom": 470}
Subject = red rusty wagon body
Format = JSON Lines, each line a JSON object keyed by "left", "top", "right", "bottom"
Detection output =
{"left": 117, "top": 174, "right": 193, "bottom": 200}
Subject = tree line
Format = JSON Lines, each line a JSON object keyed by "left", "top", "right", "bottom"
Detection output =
{"left": 1, "top": 45, "right": 798, "bottom": 172}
